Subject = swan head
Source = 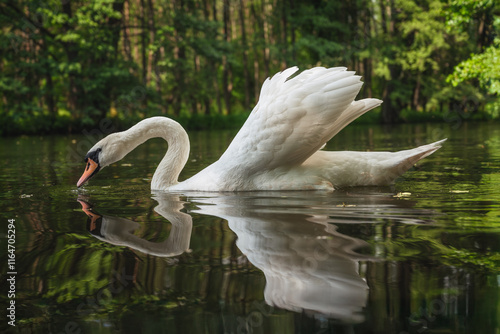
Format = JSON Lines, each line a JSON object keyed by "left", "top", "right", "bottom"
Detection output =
{"left": 76, "top": 133, "right": 125, "bottom": 187}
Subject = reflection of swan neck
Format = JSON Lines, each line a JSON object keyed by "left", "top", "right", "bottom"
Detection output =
{"left": 120, "top": 117, "right": 190, "bottom": 190}
{"left": 82, "top": 195, "right": 193, "bottom": 257}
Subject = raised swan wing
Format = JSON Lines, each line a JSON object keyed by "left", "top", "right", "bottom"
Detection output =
{"left": 217, "top": 67, "right": 382, "bottom": 175}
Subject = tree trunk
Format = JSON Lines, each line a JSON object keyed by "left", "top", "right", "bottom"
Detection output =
{"left": 289, "top": 0, "right": 296, "bottom": 62}
{"left": 412, "top": 74, "right": 421, "bottom": 111}
{"left": 147, "top": 0, "right": 162, "bottom": 98}
{"left": 362, "top": 3, "right": 372, "bottom": 97}
{"left": 172, "top": 0, "right": 187, "bottom": 116}
{"left": 262, "top": 1, "right": 270, "bottom": 77}
{"left": 380, "top": 0, "right": 400, "bottom": 124}
{"left": 222, "top": 0, "right": 232, "bottom": 114}
{"left": 139, "top": 0, "right": 148, "bottom": 85}
{"left": 212, "top": 0, "right": 222, "bottom": 114}
{"left": 42, "top": 36, "right": 56, "bottom": 119}
{"left": 239, "top": 0, "right": 250, "bottom": 110}
{"left": 281, "top": 0, "right": 288, "bottom": 68}
{"left": 60, "top": 0, "right": 79, "bottom": 117}
{"left": 122, "top": 0, "right": 133, "bottom": 62}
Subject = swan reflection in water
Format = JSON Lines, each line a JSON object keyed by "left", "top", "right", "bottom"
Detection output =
{"left": 78, "top": 194, "right": 192, "bottom": 257}
{"left": 77, "top": 190, "right": 431, "bottom": 322}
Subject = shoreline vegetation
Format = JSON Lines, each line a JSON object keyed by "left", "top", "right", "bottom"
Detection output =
{"left": 1, "top": 107, "right": 495, "bottom": 136}
{"left": 1, "top": 0, "right": 499, "bottom": 136}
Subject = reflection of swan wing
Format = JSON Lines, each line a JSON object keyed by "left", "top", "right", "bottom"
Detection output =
{"left": 191, "top": 193, "right": 370, "bottom": 322}
{"left": 228, "top": 216, "right": 368, "bottom": 322}
{"left": 217, "top": 67, "right": 381, "bottom": 175}
{"left": 80, "top": 195, "right": 192, "bottom": 257}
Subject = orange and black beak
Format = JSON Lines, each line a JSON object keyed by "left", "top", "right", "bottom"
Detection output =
{"left": 77, "top": 158, "right": 100, "bottom": 187}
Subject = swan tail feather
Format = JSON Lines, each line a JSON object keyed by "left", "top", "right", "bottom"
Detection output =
{"left": 306, "top": 139, "right": 446, "bottom": 187}
{"left": 385, "top": 139, "right": 447, "bottom": 184}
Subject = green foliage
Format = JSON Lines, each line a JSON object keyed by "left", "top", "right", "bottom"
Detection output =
{"left": 397, "top": 0, "right": 448, "bottom": 73}
{"left": 445, "top": 0, "right": 500, "bottom": 117}
{"left": 448, "top": 40, "right": 500, "bottom": 117}
{"left": 0, "top": 0, "right": 499, "bottom": 135}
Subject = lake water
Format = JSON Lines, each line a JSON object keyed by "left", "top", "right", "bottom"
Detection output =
{"left": 1, "top": 121, "right": 499, "bottom": 333}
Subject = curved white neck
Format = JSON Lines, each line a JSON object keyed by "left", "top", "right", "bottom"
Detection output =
{"left": 117, "top": 117, "right": 190, "bottom": 190}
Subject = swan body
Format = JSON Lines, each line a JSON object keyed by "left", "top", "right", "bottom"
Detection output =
{"left": 77, "top": 66, "right": 445, "bottom": 191}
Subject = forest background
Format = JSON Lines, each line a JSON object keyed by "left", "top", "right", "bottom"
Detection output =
{"left": 0, "top": 0, "right": 499, "bottom": 135}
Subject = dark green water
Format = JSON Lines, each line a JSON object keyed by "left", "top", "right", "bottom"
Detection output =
{"left": 1, "top": 122, "right": 499, "bottom": 334}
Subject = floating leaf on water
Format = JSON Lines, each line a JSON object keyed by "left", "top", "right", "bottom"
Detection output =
{"left": 336, "top": 202, "right": 356, "bottom": 207}
{"left": 394, "top": 192, "right": 412, "bottom": 198}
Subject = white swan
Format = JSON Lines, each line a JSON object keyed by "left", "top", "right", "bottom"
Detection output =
{"left": 77, "top": 66, "right": 445, "bottom": 191}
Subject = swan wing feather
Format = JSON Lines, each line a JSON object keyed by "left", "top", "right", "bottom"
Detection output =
{"left": 218, "top": 67, "right": 381, "bottom": 175}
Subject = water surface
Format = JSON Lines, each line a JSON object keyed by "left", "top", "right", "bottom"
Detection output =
{"left": 1, "top": 122, "right": 499, "bottom": 333}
